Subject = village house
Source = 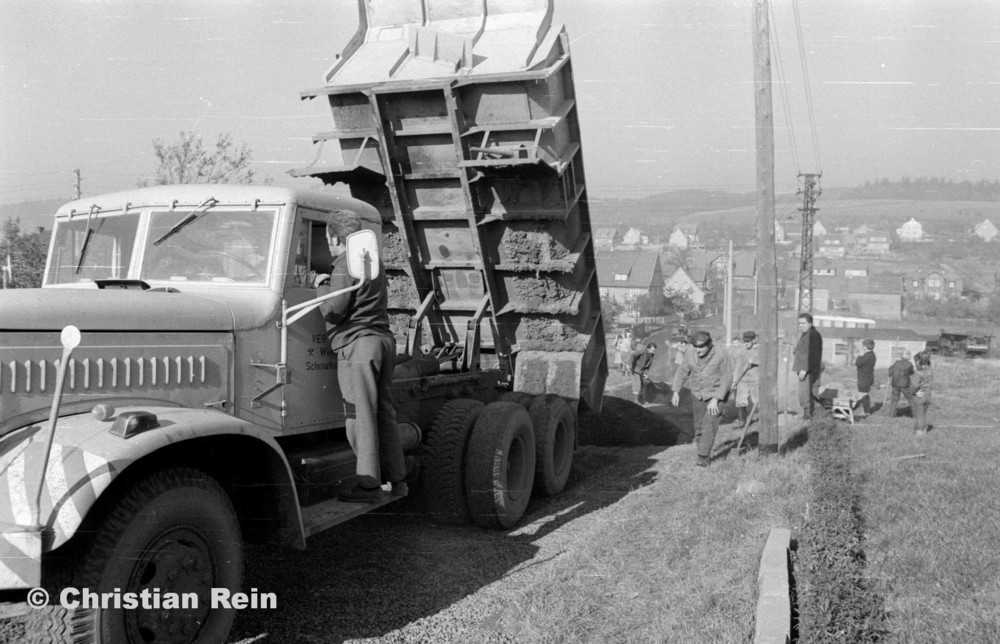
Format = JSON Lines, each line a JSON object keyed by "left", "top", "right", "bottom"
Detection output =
{"left": 662, "top": 265, "right": 706, "bottom": 307}
{"left": 902, "top": 265, "right": 963, "bottom": 301}
{"left": 973, "top": 218, "right": 998, "bottom": 242}
{"left": 855, "top": 231, "right": 891, "bottom": 255}
{"left": 593, "top": 228, "right": 621, "bottom": 251}
{"left": 595, "top": 247, "right": 665, "bottom": 305}
{"left": 817, "top": 237, "right": 846, "bottom": 258}
{"left": 668, "top": 223, "right": 701, "bottom": 249}
{"left": 896, "top": 217, "right": 924, "bottom": 242}
{"left": 620, "top": 227, "right": 644, "bottom": 247}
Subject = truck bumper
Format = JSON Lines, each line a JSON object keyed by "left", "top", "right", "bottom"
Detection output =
{"left": 0, "top": 523, "right": 42, "bottom": 590}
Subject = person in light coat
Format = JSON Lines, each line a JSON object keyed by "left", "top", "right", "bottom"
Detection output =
{"left": 671, "top": 330, "right": 732, "bottom": 467}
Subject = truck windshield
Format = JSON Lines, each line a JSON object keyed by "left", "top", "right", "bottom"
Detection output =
{"left": 47, "top": 212, "right": 140, "bottom": 284}
{"left": 141, "top": 209, "right": 277, "bottom": 284}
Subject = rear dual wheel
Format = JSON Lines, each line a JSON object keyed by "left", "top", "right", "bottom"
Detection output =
{"left": 529, "top": 394, "right": 576, "bottom": 496}
{"left": 465, "top": 402, "right": 536, "bottom": 529}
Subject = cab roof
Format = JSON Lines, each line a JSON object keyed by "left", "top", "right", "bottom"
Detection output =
{"left": 55, "top": 184, "right": 380, "bottom": 224}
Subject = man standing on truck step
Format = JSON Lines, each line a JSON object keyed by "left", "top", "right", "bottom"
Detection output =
{"left": 793, "top": 312, "right": 823, "bottom": 421}
{"left": 671, "top": 331, "right": 732, "bottom": 468}
{"left": 315, "top": 211, "right": 407, "bottom": 502}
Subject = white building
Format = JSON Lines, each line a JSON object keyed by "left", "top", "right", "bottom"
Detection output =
{"left": 896, "top": 218, "right": 924, "bottom": 242}
{"left": 974, "top": 218, "right": 998, "bottom": 242}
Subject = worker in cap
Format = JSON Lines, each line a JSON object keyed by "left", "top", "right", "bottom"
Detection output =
{"left": 671, "top": 330, "right": 732, "bottom": 467}
{"left": 731, "top": 331, "right": 760, "bottom": 427}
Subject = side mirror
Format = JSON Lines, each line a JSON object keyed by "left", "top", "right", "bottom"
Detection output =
{"left": 346, "top": 229, "right": 380, "bottom": 280}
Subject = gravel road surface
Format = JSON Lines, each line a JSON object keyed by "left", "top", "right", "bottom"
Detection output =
{"left": 228, "top": 438, "right": 673, "bottom": 644}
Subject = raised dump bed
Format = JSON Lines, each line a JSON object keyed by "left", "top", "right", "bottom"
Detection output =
{"left": 291, "top": 0, "right": 606, "bottom": 412}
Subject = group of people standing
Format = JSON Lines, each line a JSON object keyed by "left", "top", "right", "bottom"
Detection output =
{"left": 616, "top": 310, "right": 935, "bottom": 468}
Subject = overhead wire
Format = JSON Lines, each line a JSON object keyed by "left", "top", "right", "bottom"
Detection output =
{"left": 792, "top": 0, "right": 822, "bottom": 174}
{"left": 769, "top": 1, "right": 801, "bottom": 176}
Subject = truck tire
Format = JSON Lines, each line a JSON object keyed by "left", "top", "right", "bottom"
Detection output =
{"left": 25, "top": 466, "right": 242, "bottom": 644}
{"left": 497, "top": 391, "right": 534, "bottom": 407}
{"left": 423, "top": 399, "right": 484, "bottom": 525}
{"left": 465, "top": 402, "right": 536, "bottom": 529}
{"left": 529, "top": 394, "right": 576, "bottom": 496}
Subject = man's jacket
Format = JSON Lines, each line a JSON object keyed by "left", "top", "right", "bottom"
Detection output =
{"left": 672, "top": 346, "right": 733, "bottom": 401}
{"left": 317, "top": 253, "right": 391, "bottom": 351}
{"left": 793, "top": 326, "right": 823, "bottom": 376}
{"left": 855, "top": 351, "right": 876, "bottom": 390}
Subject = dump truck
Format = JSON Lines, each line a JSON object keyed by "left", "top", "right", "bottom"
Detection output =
{"left": 0, "top": 1, "right": 606, "bottom": 641}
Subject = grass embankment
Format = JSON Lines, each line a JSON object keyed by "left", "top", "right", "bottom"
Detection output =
{"left": 496, "top": 371, "right": 812, "bottom": 642}
{"left": 849, "top": 357, "right": 1000, "bottom": 642}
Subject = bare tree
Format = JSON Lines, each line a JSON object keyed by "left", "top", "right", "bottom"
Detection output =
{"left": 142, "top": 131, "right": 256, "bottom": 185}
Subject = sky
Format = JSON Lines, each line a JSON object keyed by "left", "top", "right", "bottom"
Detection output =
{"left": 1, "top": 0, "right": 998, "bottom": 205}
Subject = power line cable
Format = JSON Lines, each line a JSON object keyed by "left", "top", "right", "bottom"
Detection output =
{"left": 769, "top": 2, "right": 801, "bottom": 175}
{"left": 792, "top": 0, "right": 822, "bottom": 173}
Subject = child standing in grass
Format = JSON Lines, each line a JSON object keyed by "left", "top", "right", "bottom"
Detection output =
{"left": 911, "top": 351, "right": 933, "bottom": 435}
{"left": 885, "top": 350, "right": 916, "bottom": 418}
{"left": 854, "top": 338, "right": 876, "bottom": 416}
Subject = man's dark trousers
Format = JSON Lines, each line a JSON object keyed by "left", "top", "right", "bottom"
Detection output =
{"left": 691, "top": 396, "right": 722, "bottom": 459}
{"left": 336, "top": 334, "right": 405, "bottom": 487}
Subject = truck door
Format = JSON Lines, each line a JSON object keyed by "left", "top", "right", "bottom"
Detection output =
{"left": 281, "top": 209, "right": 347, "bottom": 434}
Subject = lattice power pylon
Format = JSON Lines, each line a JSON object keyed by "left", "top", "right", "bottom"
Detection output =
{"left": 797, "top": 173, "right": 821, "bottom": 314}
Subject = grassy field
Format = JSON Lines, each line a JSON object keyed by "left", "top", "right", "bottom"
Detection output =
{"left": 582, "top": 356, "right": 1000, "bottom": 642}
{"left": 846, "top": 357, "right": 1000, "bottom": 642}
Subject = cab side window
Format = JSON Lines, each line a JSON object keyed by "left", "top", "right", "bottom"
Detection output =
{"left": 289, "top": 210, "right": 333, "bottom": 289}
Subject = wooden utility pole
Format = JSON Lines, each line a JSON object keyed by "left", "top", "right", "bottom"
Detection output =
{"left": 74, "top": 169, "right": 82, "bottom": 199}
{"left": 725, "top": 239, "right": 734, "bottom": 345}
{"left": 753, "top": 0, "right": 779, "bottom": 455}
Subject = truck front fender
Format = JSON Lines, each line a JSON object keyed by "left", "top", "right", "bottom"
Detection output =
{"left": 0, "top": 406, "right": 304, "bottom": 558}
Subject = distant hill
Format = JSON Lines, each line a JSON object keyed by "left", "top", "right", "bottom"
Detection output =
{"left": 0, "top": 199, "right": 65, "bottom": 235}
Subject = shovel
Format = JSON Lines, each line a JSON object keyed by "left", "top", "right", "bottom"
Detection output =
{"left": 736, "top": 400, "right": 758, "bottom": 452}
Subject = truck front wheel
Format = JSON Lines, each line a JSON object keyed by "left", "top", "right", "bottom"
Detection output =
{"left": 465, "top": 402, "right": 536, "bottom": 529}
{"left": 26, "top": 466, "right": 242, "bottom": 644}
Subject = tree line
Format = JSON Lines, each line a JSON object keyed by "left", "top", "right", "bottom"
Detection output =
{"left": 838, "top": 177, "right": 1000, "bottom": 201}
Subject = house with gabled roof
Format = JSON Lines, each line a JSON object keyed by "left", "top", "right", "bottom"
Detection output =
{"left": 620, "top": 227, "right": 644, "bottom": 247}
{"left": 595, "top": 248, "right": 665, "bottom": 304}
{"left": 902, "top": 265, "right": 963, "bottom": 301}
{"left": 974, "top": 218, "right": 998, "bottom": 242}
{"left": 668, "top": 223, "right": 701, "bottom": 249}
{"left": 663, "top": 265, "right": 706, "bottom": 306}
{"left": 896, "top": 217, "right": 924, "bottom": 242}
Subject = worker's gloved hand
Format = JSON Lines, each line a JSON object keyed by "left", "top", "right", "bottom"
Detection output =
{"left": 313, "top": 273, "right": 331, "bottom": 288}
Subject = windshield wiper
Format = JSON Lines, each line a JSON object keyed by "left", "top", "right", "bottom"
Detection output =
{"left": 152, "top": 197, "right": 218, "bottom": 246}
{"left": 75, "top": 204, "right": 100, "bottom": 274}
